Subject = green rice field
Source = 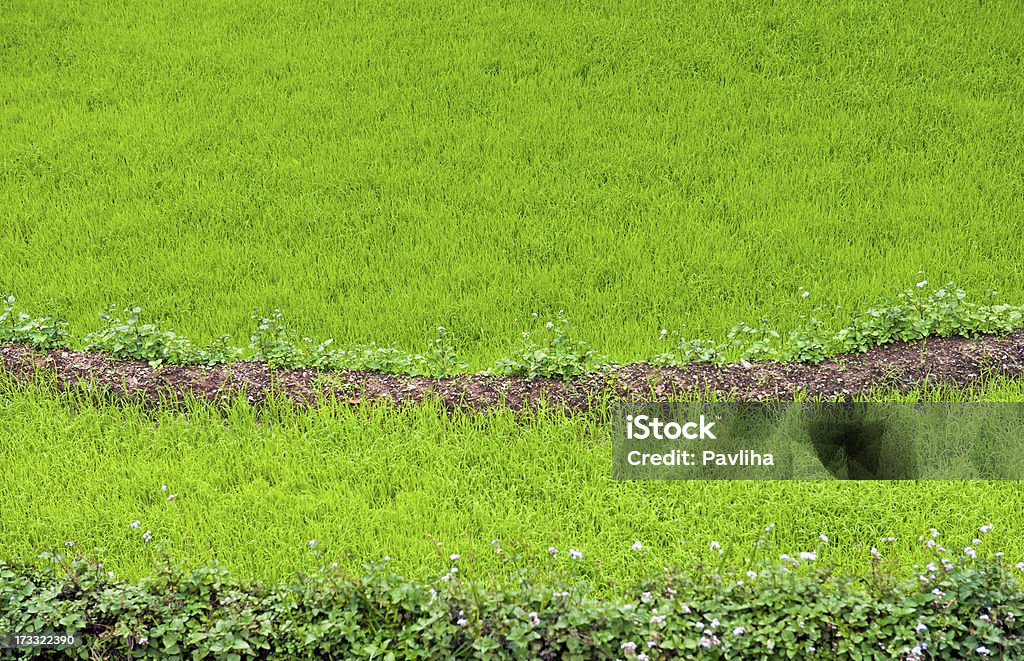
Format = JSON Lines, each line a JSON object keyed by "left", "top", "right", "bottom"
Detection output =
{"left": 2, "top": 0, "right": 1024, "bottom": 594}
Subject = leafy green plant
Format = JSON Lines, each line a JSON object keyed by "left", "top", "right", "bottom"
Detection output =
{"left": 492, "top": 312, "right": 603, "bottom": 380}
{"left": 4, "top": 281, "right": 1024, "bottom": 374}
{"left": 0, "top": 295, "right": 70, "bottom": 349}
{"left": 191, "top": 334, "right": 243, "bottom": 367}
{"left": 82, "top": 306, "right": 196, "bottom": 367}
{"left": 415, "top": 326, "right": 469, "bottom": 378}
{"left": 727, "top": 319, "right": 782, "bottom": 361}
{"left": 248, "top": 310, "right": 305, "bottom": 369}
{"left": 651, "top": 326, "right": 724, "bottom": 366}
{"left": 783, "top": 316, "right": 830, "bottom": 363}
{"left": 4, "top": 536, "right": 1024, "bottom": 659}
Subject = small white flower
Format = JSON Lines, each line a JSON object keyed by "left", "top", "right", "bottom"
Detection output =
{"left": 979, "top": 614, "right": 990, "bottom": 621}
{"left": 964, "top": 547, "right": 977, "bottom": 559}
{"left": 621, "top": 641, "right": 638, "bottom": 656}
{"left": 819, "top": 533, "right": 828, "bottom": 543}
{"left": 980, "top": 524, "right": 994, "bottom": 534}
{"left": 915, "top": 622, "right": 927, "bottom": 632}
{"left": 130, "top": 520, "right": 141, "bottom": 529}
{"left": 710, "top": 540, "right": 721, "bottom": 551}
{"left": 449, "top": 553, "right": 460, "bottom": 561}
{"left": 932, "top": 588, "right": 944, "bottom": 596}
{"left": 660, "top": 329, "right": 668, "bottom": 337}
{"left": 765, "top": 524, "right": 775, "bottom": 533}
{"left": 107, "top": 571, "right": 115, "bottom": 579}
{"left": 167, "top": 493, "right": 177, "bottom": 501}
{"left": 142, "top": 531, "right": 152, "bottom": 543}
{"left": 930, "top": 528, "right": 940, "bottom": 538}
{"left": 802, "top": 291, "right": 810, "bottom": 299}
{"left": 650, "top": 615, "right": 665, "bottom": 626}
{"left": 641, "top": 591, "right": 653, "bottom": 603}
{"left": 977, "top": 646, "right": 991, "bottom": 656}
{"left": 65, "top": 541, "right": 75, "bottom": 547}
{"left": 437, "top": 326, "right": 445, "bottom": 332}
{"left": 569, "top": 548, "right": 583, "bottom": 560}
{"left": 733, "top": 626, "right": 745, "bottom": 636}
{"left": 746, "top": 570, "right": 757, "bottom": 579}
{"left": 917, "top": 280, "right": 928, "bottom": 289}
{"left": 800, "top": 551, "right": 817, "bottom": 561}
{"left": 528, "top": 611, "right": 540, "bottom": 626}
{"left": 632, "top": 541, "right": 643, "bottom": 551}
{"left": 161, "top": 484, "right": 167, "bottom": 492}
{"left": 457, "top": 618, "right": 467, "bottom": 626}
{"left": 1016, "top": 562, "right": 1024, "bottom": 571}
{"left": 870, "top": 547, "right": 881, "bottom": 559}
{"left": 138, "top": 637, "right": 148, "bottom": 645}
{"left": 926, "top": 539, "right": 936, "bottom": 548}
{"left": 709, "top": 618, "right": 719, "bottom": 629}
{"left": 548, "top": 546, "right": 558, "bottom": 556}
{"left": 637, "top": 655, "right": 649, "bottom": 661}
{"left": 308, "top": 539, "right": 317, "bottom": 548}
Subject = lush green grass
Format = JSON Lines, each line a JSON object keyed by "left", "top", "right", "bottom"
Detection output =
{"left": 2, "top": 0, "right": 1024, "bottom": 368}
{"left": 3, "top": 0, "right": 1024, "bottom": 600}
{"left": 3, "top": 379, "right": 1024, "bottom": 592}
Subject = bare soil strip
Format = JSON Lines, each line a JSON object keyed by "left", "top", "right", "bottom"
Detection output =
{"left": 3, "top": 332, "right": 1024, "bottom": 413}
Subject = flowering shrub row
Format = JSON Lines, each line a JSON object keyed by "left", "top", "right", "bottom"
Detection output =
{"left": 2, "top": 282, "right": 1023, "bottom": 378}
{"left": 3, "top": 542, "right": 1023, "bottom": 659}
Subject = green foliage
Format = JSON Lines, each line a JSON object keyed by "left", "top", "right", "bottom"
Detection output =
{"left": 492, "top": 312, "right": 605, "bottom": 380}
{"left": 651, "top": 327, "right": 724, "bottom": 367}
{"left": 728, "top": 319, "right": 782, "bottom": 362}
{"left": 0, "top": 295, "right": 69, "bottom": 350}
{"left": 247, "top": 310, "right": 305, "bottom": 369}
{"left": 83, "top": 306, "right": 238, "bottom": 368}
{"left": 826, "top": 283, "right": 1024, "bottom": 359}
{"left": 416, "top": 326, "right": 470, "bottom": 378}
{"left": 3, "top": 547, "right": 1024, "bottom": 659}
{"left": 4, "top": 283, "right": 1024, "bottom": 372}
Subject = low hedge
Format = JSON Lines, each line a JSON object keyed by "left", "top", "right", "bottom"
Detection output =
{"left": 3, "top": 550, "right": 1024, "bottom": 659}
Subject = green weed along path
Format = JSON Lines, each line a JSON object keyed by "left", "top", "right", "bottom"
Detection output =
{"left": 2, "top": 385, "right": 1023, "bottom": 590}
{"left": 2, "top": 0, "right": 1023, "bottom": 368}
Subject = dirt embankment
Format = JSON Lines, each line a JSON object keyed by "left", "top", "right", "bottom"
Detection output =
{"left": 2, "top": 332, "right": 1024, "bottom": 413}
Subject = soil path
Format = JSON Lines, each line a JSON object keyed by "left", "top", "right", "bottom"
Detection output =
{"left": 3, "top": 332, "right": 1024, "bottom": 413}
